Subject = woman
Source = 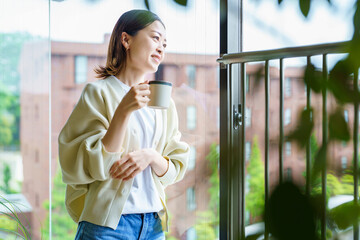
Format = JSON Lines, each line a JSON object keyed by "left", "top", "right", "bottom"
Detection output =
{"left": 58, "top": 9, "right": 189, "bottom": 240}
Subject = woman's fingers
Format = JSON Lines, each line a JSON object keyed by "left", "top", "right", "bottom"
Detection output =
{"left": 114, "top": 163, "right": 137, "bottom": 179}
{"left": 123, "top": 168, "right": 141, "bottom": 181}
{"left": 111, "top": 161, "right": 132, "bottom": 178}
{"left": 109, "top": 151, "right": 151, "bottom": 180}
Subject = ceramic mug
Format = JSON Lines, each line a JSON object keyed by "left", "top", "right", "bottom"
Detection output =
{"left": 147, "top": 80, "right": 172, "bottom": 109}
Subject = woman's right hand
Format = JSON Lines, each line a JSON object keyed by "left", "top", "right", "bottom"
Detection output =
{"left": 118, "top": 82, "right": 150, "bottom": 115}
{"left": 102, "top": 82, "right": 150, "bottom": 153}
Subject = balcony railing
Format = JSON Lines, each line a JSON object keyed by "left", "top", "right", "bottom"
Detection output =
{"left": 217, "top": 41, "right": 358, "bottom": 240}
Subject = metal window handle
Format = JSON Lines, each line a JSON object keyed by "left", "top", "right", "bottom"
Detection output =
{"left": 233, "top": 105, "right": 242, "bottom": 129}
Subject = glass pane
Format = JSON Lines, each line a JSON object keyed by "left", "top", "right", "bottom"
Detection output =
{"left": 243, "top": 1, "right": 357, "bottom": 238}
{"left": 0, "top": 0, "right": 50, "bottom": 239}
{"left": 243, "top": 0, "right": 354, "bottom": 51}
{"left": 244, "top": 59, "right": 358, "bottom": 238}
{"left": 51, "top": 0, "right": 219, "bottom": 239}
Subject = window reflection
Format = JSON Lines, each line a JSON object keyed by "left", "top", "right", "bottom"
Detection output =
{"left": 0, "top": 1, "right": 220, "bottom": 239}
{"left": 1, "top": 5, "right": 50, "bottom": 239}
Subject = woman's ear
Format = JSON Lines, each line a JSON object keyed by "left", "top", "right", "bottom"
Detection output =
{"left": 121, "top": 32, "right": 131, "bottom": 50}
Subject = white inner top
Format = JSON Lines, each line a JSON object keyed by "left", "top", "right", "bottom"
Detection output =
{"left": 116, "top": 78, "right": 163, "bottom": 214}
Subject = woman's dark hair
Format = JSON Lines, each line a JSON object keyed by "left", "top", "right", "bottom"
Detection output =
{"left": 95, "top": 10, "right": 165, "bottom": 79}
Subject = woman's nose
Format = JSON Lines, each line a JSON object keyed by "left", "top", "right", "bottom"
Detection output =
{"left": 156, "top": 47, "right": 163, "bottom": 55}
{"left": 156, "top": 43, "right": 164, "bottom": 53}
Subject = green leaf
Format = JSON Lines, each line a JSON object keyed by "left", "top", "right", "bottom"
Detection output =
{"left": 304, "top": 63, "right": 323, "bottom": 93}
{"left": 174, "top": 0, "right": 188, "bottom": 6}
{"left": 246, "top": 233, "right": 264, "bottom": 240}
{"left": 353, "top": 1, "right": 360, "bottom": 36}
{"left": 299, "top": 0, "right": 311, "bottom": 17}
{"left": 328, "top": 108, "right": 350, "bottom": 141}
{"left": 329, "top": 201, "right": 360, "bottom": 230}
{"left": 278, "top": 0, "right": 284, "bottom": 4}
{"left": 286, "top": 108, "right": 314, "bottom": 148}
{"left": 328, "top": 58, "right": 359, "bottom": 104}
{"left": 348, "top": 36, "right": 360, "bottom": 70}
{"left": 144, "top": 0, "right": 150, "bottom": 10}
{"left": 311, "top": 143, "right": 327, "bottom": 181}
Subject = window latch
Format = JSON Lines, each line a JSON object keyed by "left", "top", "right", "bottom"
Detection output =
{"left": 233, "top": 104, "right": 242, "bottom": 129}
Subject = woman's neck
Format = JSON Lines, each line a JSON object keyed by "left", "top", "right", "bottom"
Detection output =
{"left": 115, "top": 67, "right": 145, "bottom": 87}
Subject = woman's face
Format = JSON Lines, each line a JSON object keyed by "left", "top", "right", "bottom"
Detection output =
{"left": 125, "top": 20, "right": 167, "bottom": 74}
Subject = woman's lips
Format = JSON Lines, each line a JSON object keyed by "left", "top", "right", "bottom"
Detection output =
{"left": 151, "top": 55, "right": 161, "bottom": 63}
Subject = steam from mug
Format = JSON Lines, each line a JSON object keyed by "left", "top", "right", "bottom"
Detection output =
{"left": 147, "top": 81, "right": 173, "bottom": 109}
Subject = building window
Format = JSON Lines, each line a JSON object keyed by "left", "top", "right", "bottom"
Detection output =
{"left": 75, "top": 55, "right": 88, "bottom": 84}
{"left": 186, "top": 187, "right": 196, "bottom": 211}
{"left": 246, "top": 74, "right": 250, "bottom": 93}
{"left": 285, "top": 141, "right": 291, "bottom": 156}
{"left": 286, "top": 168, "right": 292, "bottom": 181}
{"left": 155, "top": 64, "right": 164, "bottom": 80}
{"left": 285, "top": 77, "right": 292, "bottom": 97}
{"left": 341, "top": 156, "right": 347, "bottom": 170}
{"left": 186, "top": 65, "right": 196, "bottom": 88}
{"left": 186, "top": 227, "right": 197, "bottom": 240}
{"left": 245, "top": 108, "right": 251, "bottom": 127}
{"left": 188, "top": 146, "right": 196, "bottom": 170}
{"left": 285, "top": 108, "right": 291, "bottom": 126}
{"left": 187, "top": 106, "right": 197, "bottom": 130}
{"left": 245, "top": 141, "right": 251, "bottom": 161}
{"left": 344, "top": 110, "right": 349, "bottom": 123}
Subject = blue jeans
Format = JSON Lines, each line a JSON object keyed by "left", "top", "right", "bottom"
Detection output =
{"left": 74, "top": 212, "right": 165, "bottom": 240}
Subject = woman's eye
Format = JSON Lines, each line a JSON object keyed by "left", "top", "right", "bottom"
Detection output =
{"left": 153, "top": 36, "right": 160, "bottom": 41}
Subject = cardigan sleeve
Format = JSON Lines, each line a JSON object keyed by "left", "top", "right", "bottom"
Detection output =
{"left": 58, "top": 83, "right": 123, "bottom": 185}
{"left": 157, "top": 99, "right": 189, "bottom": 187}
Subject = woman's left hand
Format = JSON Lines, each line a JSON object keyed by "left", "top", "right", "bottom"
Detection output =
{"left": 109, "top": 149, "right": 164, "bottom": 181}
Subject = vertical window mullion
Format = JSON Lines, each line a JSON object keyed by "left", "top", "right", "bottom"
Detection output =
{"left": 353, "top": 68, "right": 359, "bottom": 239}
{"left": 306, "top": 56, "right": 312, "bottom": 197}
{"left": 321, "top": 54, "right": 328, "bottom": 240}
{"left": 264, "top": 60, "right": 270, "bottom": 240}
{"left": 279, "top": 58, "right": 284, "bottom": 184}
